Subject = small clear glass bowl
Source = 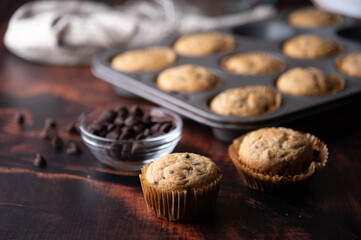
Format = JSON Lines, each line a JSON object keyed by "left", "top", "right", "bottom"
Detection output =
{"left": 80, "top": 106, "right": 182, "bottom": 171}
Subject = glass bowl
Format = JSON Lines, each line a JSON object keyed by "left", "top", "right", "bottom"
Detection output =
{"left": 80, "top": 106, "right": 182, "bottom": 171}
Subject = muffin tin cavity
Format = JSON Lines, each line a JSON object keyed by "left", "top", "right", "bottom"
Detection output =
{"left": 92, "top": 7, "right": 361, "bottom": 142}
{"left": 337, "top": 26, "right": 361, "bottom": 43}
{"left": 233, "top": 21, "right": 295, "bottom": 41}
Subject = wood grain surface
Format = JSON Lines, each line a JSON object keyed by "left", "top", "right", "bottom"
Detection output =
{"left": 1, "top": 1, "right": 361, "bottom": 239}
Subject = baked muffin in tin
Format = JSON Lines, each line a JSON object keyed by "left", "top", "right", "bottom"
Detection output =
{"left": 288, "top": 7, "right": 343, "bottom": 28}
{"left": 111, "top": 47, "right": 176, "bottom": 72}
{"left": 173, "top": 32, "right": 235, "bottom": 56}
{"left": 222, "top": 52, "right": 285, "bottom": 75}
{"left": 336, "top": 52, "right": 361, "bottom": 78}
{"left": 283, "top": 34, "right": 342, "bottom": 59}
{"left": 156, "top": 64, "right": 221, "bottom": 93}
{"left": 276, "top": 67, "right": 345, "bottom": 96}
{"left": 210, "top": 86, "right": 281, "bottom": 117}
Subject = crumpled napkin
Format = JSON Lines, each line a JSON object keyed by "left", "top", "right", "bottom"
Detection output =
{"left": 4, "top": 1, "right": 275, "bottom": 66}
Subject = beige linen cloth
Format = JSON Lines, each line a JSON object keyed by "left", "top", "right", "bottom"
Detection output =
{"left": 4, "top": 1, "right": 275, "bottom": 66}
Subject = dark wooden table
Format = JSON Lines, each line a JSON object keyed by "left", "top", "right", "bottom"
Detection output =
{"left": 1, "top": 1, "right": 361, "bottom": 239}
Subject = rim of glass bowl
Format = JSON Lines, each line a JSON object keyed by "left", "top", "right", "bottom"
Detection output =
{"left": 79, "top": 106, "right": 183, "bottom": 144}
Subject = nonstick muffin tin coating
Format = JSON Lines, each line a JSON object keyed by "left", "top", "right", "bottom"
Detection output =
{"left": 91, "top": 8, "right": 361, "bottom": 141}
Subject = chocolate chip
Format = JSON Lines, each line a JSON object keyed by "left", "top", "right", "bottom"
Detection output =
{"left": 107, "top": 124, "right": 116, "bottom": 132}
{"left": 66, "top": 142, "right": 82, "bottom": 155}
{"left": 143, "top": 128, "right": 151, "bottom": 137}
{"left": 154, "top": 181, "right": 158, "bottom": 185}
{"left": 45, "top": 118, "right": 57, "bottom": 128}
{"left": 51, "top": 136, "right": 63, "bottom": 150}
{"left": 65, "top": 123, "right": 80, "bottom": 135}
{"left": 177, "top": 175, "right": 187, "bottom": 180}
{"left": 99, "top": 110, "right": 117, "bottom": 123}
{"left": 41, "top": 127, "right": 58, "bottom": 140}
{"left": 160, "top": 122, "right": 172, "bottom": 133}
{"left": 129, "top": 105, "right": 144, "bottom": 117}
{"left": 14, "top": 112, "right": 25, "bottom": 125}
{"left": 131, "top": 143, "right": 143, "bottom": 154}
{"left": 135, "top": 133, "right": 145, "bottom": 140}
{"left": 150, "top": 123, "right": 161, "bottom": 133}
{"left": 114, "top": 116, "right": 124, "bottom": 125}
{"left": 142, "top": 115, "right": 152, "bottom": 125}
{"left": 105, "top": 131, "right": 118, "bottom": 140}
{"left": 124, "top": 115, "right": 140, "bottom": 127}
{"left": 185, "top": 154, "right": 190, "bottom": 159}
{"left": 115, "top": 106, "right": 128, "bottom": 119}
{"left": 121, "top": 143, "right": 132, "bottom": 158}
{"left": 183, "top": 166, "right": 193, "bottom": 171}
{"left": 191, "top": 162, "right": 200, "bottom": 166}
{"left": 169, "top": 170, "right": 174, "bottom": 174}
{"left": 133, "top": 123, "right": 145, "bottom": 132}
{"left": 34, "top": 153, "right": 46, "bottom": 167}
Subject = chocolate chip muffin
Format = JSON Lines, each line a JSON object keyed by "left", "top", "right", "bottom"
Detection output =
{"left": 283, "top": 34, "right": 342, "bottom": 59}
{"left": 173, "top": 32, "right": 235, "bottom": 56}
{"left": 276, "top": 67, "right": 345, "bottom": 96}
{"left": 288, "top": 7, "right": 343, "bottom": 28}
{"left": 210, "top": 86, "right": 281, "bottom": 117}
{"left": 229, "top": 127, "right": 328, "bottom": 192}
{"left": 110, "top": 47, "right": 176, "bottom": 72}
{"left": 156, "top": 64, "right": 221, "bottom": 93}
{"left": 139, "top": 153, "right": 222, "bottom": 221}
{"left": 222, "top": 52, "right": 285, "bottom": 75}
{"left": 336, "top": 52, "right": 361, "bottom": 78}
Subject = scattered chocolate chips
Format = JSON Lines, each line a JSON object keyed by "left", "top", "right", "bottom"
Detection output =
{"left": 34, "top": 153, "right": 46, "bottom": 167}
{"left": 185, "top": 154, "right": 190, "bottom": 159}
{"left": 87, "top": 105, "right": 176, "bottom": 141}
{"left": 65, "top": 123, "right": 80, "bottom": 135}
{"left": 154, "top": 181, "right": 158, "bottom": 185}
{"left": 66, "top": 142, "right": 82, "bottom": 155}
{"left": 51, "top": 136, "right": 63, "bottom": 150}
{"left": 14, "top": 112, "right": 25, "bottom": 125}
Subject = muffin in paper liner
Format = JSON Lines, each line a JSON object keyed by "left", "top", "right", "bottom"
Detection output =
{"left": 228, "top": 130, "right": 328, "bottom": 192}
{"left": 139, "top": 159, "right": 222, "bottom": 222}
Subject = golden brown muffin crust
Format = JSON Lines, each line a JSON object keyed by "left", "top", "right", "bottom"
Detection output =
{"left": 173, "top": 32, "right": 235, "bottom": 56}
{"left": 210, "top": 86, "right": 281, "bottom": 117}
{"left": 156, "top": 64, "right": 221, "bottom": 93}
{"left": 110, "top": 47, "right": 176, "bottom": 72}
{"left": 288, "top": 7, "right": 343, "bottom": 28}
{"left": 222, "top": 52, "right": 285, "bottom": 75}
{"left": 283, "top": 34, "right": 342, "bottom": 59}
{"left": 276, "top": 67, "right": 345, "bottom": 96}
{"left": 238, "top": 127, "right": 313, "bottom": 176}
{"left": 145, "top": 153, "right": 221, "bottom": 191}
{"left": 336, "top": 52, "right": 361, "bottom": 78}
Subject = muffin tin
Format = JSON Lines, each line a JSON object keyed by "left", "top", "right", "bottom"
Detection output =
{"left": 91, "top": 8, "right": 361, "bottom": 142}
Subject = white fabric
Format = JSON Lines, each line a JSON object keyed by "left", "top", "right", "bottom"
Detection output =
{"left": 4, "top": 1, "right": 275, "bottom": 66}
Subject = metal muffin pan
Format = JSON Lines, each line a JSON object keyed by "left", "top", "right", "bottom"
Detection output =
{"left": 92, "top": 9, "right": 361, "bottom": 142}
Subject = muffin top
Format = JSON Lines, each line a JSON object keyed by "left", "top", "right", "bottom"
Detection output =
{"left": 110, "top": 47, "right": 176, "bottom": 72}
{"left": 157, "top": 64, "right": 221, "bottom": 93}
{"left": 288, "top": 7, "right": 343, "bottom": 28}
{"left": 283, "top": 34, "right": 342, "bottom": 59}
{"left": 336, "top": 52, "right": 361, "bottom": 78}
{"left": 210, "top": 86, "right": 281, "bottom": 117}
{"left": 276, "top": 67, "right": 345, "bottom": 96}
{"left": 222, "top": 52, "right": 285, "bottom": 75}
{"left": 173, "top": 32, "right": 235, "bottom": 56}
{"left": 238, "top": 127, "right": 313, "bottom": 176}
{"left": 145, "top": 153, "right": 221, "bottom": 191}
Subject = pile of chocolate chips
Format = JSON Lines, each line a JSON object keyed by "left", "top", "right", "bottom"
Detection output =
{"left": 87, "top": 105, "right": 175, "bottom": 141}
